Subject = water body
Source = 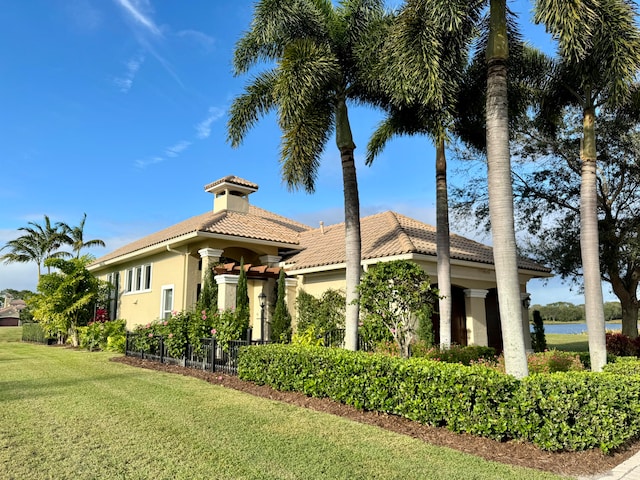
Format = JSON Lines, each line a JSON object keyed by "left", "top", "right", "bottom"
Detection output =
{"left": 532, "top": 322, "right": 622, "bottom": 335}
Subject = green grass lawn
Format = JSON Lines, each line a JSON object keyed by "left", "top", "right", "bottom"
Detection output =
{"left": 545, "top": 333, "right": 589, "bottom": 352}
{"left": 0, "top": 327, "right": 568, "bottom": 480}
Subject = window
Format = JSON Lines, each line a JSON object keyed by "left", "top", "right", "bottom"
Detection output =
{"left": 161, "top": 285, "right": 174, "bottom": 320}
{"left": 124, "top": 263, "right": 152, "bottom": 293}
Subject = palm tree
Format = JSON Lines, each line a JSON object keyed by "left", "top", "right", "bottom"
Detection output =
{"left": 58, "top": 213, "right": 106, "bottom": 258}
{"left": 364, "top": 0, "right": 482, "bottom": 350}
{"left": 534, "top": 0, "right": 640, "bottom": 371}
{"left": 0, "top": 215, "right": 68, "bottom": 281}
{"left": 228, "top": 0, "right": 387, "bottom": 351}
{"left": 480, "top": 0, "right": 529, "bottom": 378}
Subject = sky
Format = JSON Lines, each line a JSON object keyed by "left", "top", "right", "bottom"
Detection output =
{"left": 0, "top": 0, "right": 617, "bottom": 306}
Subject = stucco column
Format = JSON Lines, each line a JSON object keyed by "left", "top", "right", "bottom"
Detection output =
{"left": 521, "top": 292, "right": 533, "bottom": 352}
{"left": 259, "top": 255, "right": 281, "bottom": 267}
{"left": 285, "top": 278, "right": 298, "bottom": 332}
{"left": 198, "top": 248, "right": 224, "bottom": 284}
{"left": 464, "top": 289, "right": 489, "bottom": 346}
{"left": 215, "top": 274, "right": 238, "bottom": 312}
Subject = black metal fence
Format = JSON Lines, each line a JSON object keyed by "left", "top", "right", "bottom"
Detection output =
{"left": 125, "top": 331, "right": 265, "bottom": 375}
{"left": 322, "top": 329, "right": 372, "bottom": 351}
{"left": 125, "top": 328, "right": 371, "bottom": 376}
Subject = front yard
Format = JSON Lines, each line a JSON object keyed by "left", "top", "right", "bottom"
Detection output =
{"left": 0, "top": 327, "right": 564, "bottom": 480}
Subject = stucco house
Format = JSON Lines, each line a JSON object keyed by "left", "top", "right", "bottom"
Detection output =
{"left": 88, "top": 175, "right": 551, "bottom": 350}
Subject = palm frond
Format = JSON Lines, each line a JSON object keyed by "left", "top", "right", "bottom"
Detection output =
{"left": 280, "top": 98, "right": 334, "bottom": 192}
{"left": 233, "top": 0, "right": 329, "bottom": 74}
{"left": 228, "top": 70, "right": 279, "bottom": 147}
{"left": 275, "top": 39, "right": 341, "bottom": 126}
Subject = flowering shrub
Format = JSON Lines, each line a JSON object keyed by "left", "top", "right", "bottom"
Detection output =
{"left": 210, "top": 309, "right": 245, "bottom": 352}
{"left": 523, "top": 350, "right": 584, "bottom": 374}
{"left": 129, "top": 308, "right": 248, "bottom": 357}
{"left": 93, "top": 308, "right": 110, "bottom": 323}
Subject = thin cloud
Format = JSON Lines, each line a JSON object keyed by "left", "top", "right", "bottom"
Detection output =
{"left": 176, "top": 29, "right": 215, "bottom": 51}
{"left": 134, "top": 156, "right": 164, "bottom": 169}
{"left": 114, "top": 0, "right": 161, "bottom": 36}
{"left": 165, "top": 140, "right": 191, "bottom": 158}
{"left": 133, "top": 107, "right": 224, "bottom": 168}
{"left": 113, "top": 54, "right": 144, "bottom": 93}
{"left": 195, "top": 107, "right": 224, "bottom": 139}
{"left": 66, "top": 0, "right": 103, "bottom": 31}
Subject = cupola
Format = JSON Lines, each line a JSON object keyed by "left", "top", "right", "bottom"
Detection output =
{"left": 204, "top": 175, "right": 259, "bottom": 213}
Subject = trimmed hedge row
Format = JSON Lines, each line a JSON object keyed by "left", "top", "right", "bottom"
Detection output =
{"left": 238, "top": 344, "right": 640, "bottom": 452}
{"left": 21, "top": 323, "right": 50, "bottom": 344}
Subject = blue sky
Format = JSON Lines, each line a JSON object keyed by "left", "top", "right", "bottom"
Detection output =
{"left": 0, "top": 0, "right": 615, "bottom": 306}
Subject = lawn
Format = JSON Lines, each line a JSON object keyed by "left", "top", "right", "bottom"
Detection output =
{"left": 545, "top": 333, "right": 589, "bottom": 352}
{"left": 0, "top": 327, "right": 568, "bottom": 480}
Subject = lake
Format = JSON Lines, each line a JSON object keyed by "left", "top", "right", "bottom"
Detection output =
{"left": 533, "top": 322, "right": 622, "bottom": 335}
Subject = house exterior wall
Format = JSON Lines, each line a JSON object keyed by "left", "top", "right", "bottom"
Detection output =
{"left": 291, "top": 257, "right": 533, "bottom": 350}
{"left": 99, "top": 250, "right": 189, "bottom": 330}
{"left": 94, "top": 239, "right": 284, "bottom": 330}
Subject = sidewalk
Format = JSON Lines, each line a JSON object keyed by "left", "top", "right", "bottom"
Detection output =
{"left": 579, "top": 450, "right": 640, "bottom": 480}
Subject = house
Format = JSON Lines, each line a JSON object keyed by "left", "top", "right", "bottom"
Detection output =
{"left": 0, "top": 297, "right": 26, "bottom": 327}
{"left": 88, "top": 175, "right": 551, "bottom": 350}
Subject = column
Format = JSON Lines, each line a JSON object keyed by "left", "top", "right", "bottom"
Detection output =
{"left": 259, "top": 254, "right": 282, "bottom": 267}
{"left": 215, "top": 274, "right": 238, "bottom": 312}
{"left": 464, "top": 289, "right": 489, "bottom": 346}
{"left": 198, "top": 248, "right": 224, "bottom": 284}
{"left": 521, "top": 292, "right": 533, "bottom": 352}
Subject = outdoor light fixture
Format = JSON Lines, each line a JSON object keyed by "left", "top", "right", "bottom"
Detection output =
{"left": 259, "top": 292, "right": 267, "bottom": 343}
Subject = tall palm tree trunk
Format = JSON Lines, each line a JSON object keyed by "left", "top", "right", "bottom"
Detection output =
{"left": 486, "top": 0, "right": 528, "bottom": 379}
{"left": 581, "top": 105, "right": 607, "bottom": 371}
{"left": 436, "top": 134, "right": 452, "bottom": 349}
{"left": 336, "top": 98, "right": 361, "bottom": 351}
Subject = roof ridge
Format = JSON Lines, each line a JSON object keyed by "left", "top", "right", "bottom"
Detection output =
{"left": 384, "top": 211, "right": 416, "bottom": 252}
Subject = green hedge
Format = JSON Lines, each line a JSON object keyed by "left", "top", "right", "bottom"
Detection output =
{"left": 238, "top": 345, "right": 517, "bottom": 440}
{"left": 238, "top": 344, "right": 640, "bottom": 452}
{"left": 21, "top": 323, "right": 50, "bottom": 344}
{"left": 603, "top": 357, "right": 640, "bottom": 376}
{"left": 511, "top": 372, "right": 640, "bottom": 452}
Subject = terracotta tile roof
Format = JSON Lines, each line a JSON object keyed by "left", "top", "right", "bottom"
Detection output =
{"left": 284, "top": 211, "right": 549, "bottom": 273}
{"left": 203, "top": 176, "right": 259, "bottom": 192}
{"left": 91, "top": 205, "right": 310, "bottom": 265}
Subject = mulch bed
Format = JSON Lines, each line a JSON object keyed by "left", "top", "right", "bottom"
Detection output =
{"left": 111, "top": 355, "right": 640, "bottom": 478}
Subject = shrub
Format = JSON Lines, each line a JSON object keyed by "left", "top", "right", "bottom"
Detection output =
{"left": 510, "top": 372, "right": 640, "bottom": 452}
{"left": 270, "top": 270, "right": 292, "bottom": 343}
{"left": 210, "top": 309, "right": 245, "bottom": 352}
{"left": 291, "top": 325, "right": 325, "bottom": 346}
{"left": 357, "top": 260, "right": 438, "bottom": 358}
{"left": 235, "top": 257, "right": 250, "bottom": 333}
{"left": 413, "top": 344, "right": 497, "bottom": 366}
{"left": 296, "top": 289, "right": 345, "bottom": 336}
{"left": 238, "top": 344, "right": 640, "bottom": 452}
{"left": 79, "top": 319, "right": 127, "bottom": 353}
{"left": 603, "top": 357, "right": 640, "bottom": 376}
{"left": 526, "top": 350, "right": 584, "bottom": 374}
{"left": 530, "top": 310, "right": 547, "bottom": 352}
{"left": 606, "top": 332, "right": 640, "bottom": 357}
{"left": 21, "top": 322, "right": 49, "bottom": 343}
{"left": 238, "top": 344, "right": 516, "bottom": 440}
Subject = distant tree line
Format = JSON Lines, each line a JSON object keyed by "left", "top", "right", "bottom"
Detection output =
{"left": 530, "top": 301, "right": 622, "bottom": 323}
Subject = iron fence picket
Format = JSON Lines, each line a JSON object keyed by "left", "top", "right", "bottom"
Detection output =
{"left": 125, "top": 332, "right": 257, "bottom": 376}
